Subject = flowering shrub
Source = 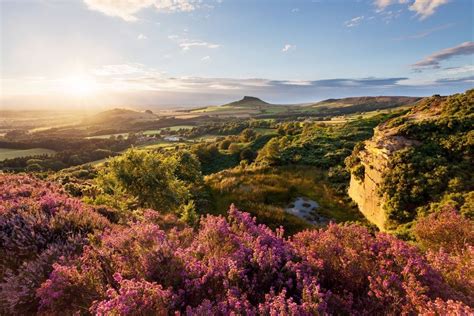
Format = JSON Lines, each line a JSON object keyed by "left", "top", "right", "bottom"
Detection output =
{"left": 414, "top": 207, "right": 474, "bottom": 305}
{"left": 0, "top": 174, "right": 109, "bottom": 314}
{"left": 413, "top": 207, "right": 473, "bottom": 253}
{"left": 1, "top": 175, "right": 473, "bottom": 314}
{"left": 36, "top": 204, "right": 472, "bottom": 315}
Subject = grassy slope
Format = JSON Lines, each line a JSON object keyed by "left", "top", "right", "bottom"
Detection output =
{"left": 205, "top": 166, "right": 366, "bottom": 235}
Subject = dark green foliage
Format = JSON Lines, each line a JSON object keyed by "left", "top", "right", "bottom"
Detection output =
{"left": 256, "top": 114, "right": 400, "bottom": 192}
{"left": 97, "top": 149, "right": 203, "bottom": 213}
{"left": 380, "top": 90, "right": 474, "bottom": 227}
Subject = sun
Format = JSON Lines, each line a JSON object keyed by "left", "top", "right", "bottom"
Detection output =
{"left": 63, "top": 75, "right": 99, "bottom": 96}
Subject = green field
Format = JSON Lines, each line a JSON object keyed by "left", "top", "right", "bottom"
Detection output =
{"left": 254, "top": 128, "right": 277, "bottom": 135}
{"left": 143, "top": 125, "right": 194, "bottom": 135}
{"left": 86, "top": 133, "right": 129, "bottom": 139}
{"left": 0, "top": 148, "right": 56, "bottom": 161}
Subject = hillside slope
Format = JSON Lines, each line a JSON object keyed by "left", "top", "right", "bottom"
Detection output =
{"left": 84, "top": 108, "right": 158, "bottom": 126}
{"left": 347, "top": 89, "right": 473, "bottom": 231}
{"left": 305, "top": 96, "right": 421, "bottom": 115}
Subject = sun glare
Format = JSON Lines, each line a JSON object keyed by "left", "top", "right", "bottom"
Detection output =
{"left": 63, "top": 75, "right": 99, "bottom": 96}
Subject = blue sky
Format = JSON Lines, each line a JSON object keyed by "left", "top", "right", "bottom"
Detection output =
{"left": 1, "top": 0, "right": 473, "bottom": 109}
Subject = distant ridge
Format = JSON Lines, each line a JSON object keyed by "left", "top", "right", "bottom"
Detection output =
{"left": 84, "top": 108, "right": 158, "bottom": 125}
{"left": 311, "top": 96, "right": 421, "bottom": 108}
{"left": 304, "top": 96, "right": 421, "bottom": 115}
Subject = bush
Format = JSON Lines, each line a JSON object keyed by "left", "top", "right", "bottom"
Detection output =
{"left": 0, "top": 175, "right": 109, "bottom": 314}
{"left": 34, "top": 205, "right": 472, "bottom": 315}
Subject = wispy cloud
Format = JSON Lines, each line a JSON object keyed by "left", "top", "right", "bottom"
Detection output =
{"left": 291, "top": 8, "right": 300, "bottom": 13}
{"left": 137, "top": 33, "right": 147, "bottom": 40}
{"left": 441, "top": 65, "right": 474, "bottom": 75}
{"left": 344, "top": 16, "right": 364, "bottom": 27}
{"left": 282, "top": 44, "right": 296, "bottom": 52}
{"left": 409, "top": 0, "right": 449, "bottom": 20}
{"left": 83, "top": 0, "right": 200, "bottom": 22}
{"left": 374, "top": 0, "right": 408, "bottom": 11}
{"left": 4, "top": 65, "right": 473, "bottom": 108}
{"left": 168, "top": 34, "right": 220, "bottom": 51}
{"left": 180, "top": 41, "right": 220, "bottom": 51}
{"left": 374, "top": 0, "right": 449, "bottom": 20}
{"left": 412, "top": 42, "right": 474, "bottom": 70}
{"left": 201, "top": 56, "right": 211, "bottom": 62}
{"left": 393, "top": 23, "right": 454, "bottom": 40}
{"left": 434, "top": 75, "right": 474, "bottom": 84}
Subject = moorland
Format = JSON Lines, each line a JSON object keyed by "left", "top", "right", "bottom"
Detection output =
{"left": 0, "top": 90, "right": 472, "bottom": 314}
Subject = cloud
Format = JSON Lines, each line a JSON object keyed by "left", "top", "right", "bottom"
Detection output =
{"left": 291, "top": 8, "right": 300, "bottom": 13}
{"left": 179, "top": 41, "right": 220, "bottom": 51}
{"left": 412, "top": 42, "right": 474, "bottom": 70}
{"left": 344, "top": 16, "right": 364, "bottom": 27}
{"left": 137, "top": 33, "right": 148, "bottom": 40}
{"left": 434, "top": 75, "right": 474, "bottom": 84}
{"left": 282, "top": 44, "right": 295, "bottom": 52}
{"left": 409, "top": 0, "right": 449, "bottom": 20}
{"left": 201, "top": 56, "right": 211, "bottom": 62}
{"left": 441, "top": 65, "right": 474, "bottom": 75}
{"left": 374, "top": 0, "right": 408, "bottom": 11}
{"left": 5, "top": 67, "right": 473, "bottom": 109}
{"left": 168, "top": 35, "right": 220, "bottom": 51}
{"left": 374, "top": 0, "right": 449, "bottom": 20}
{"left": 393, "top": 23, "right": 454, "bottom": 40}
{"left": 83, "top": 0, "right": 199, "bottom": 22}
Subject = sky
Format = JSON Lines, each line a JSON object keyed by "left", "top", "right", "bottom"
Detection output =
{"left": 0, "top": 0, "right": 473, "bottom": 109}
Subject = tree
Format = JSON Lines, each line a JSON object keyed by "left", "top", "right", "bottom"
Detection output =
{"left": 98, "top": 149, "right": 189, "bottom": 212}
{"left": 240, "top": 128, "right": 256, "bottom": 142}
{"left": 179, "top": 200, "right": 199, "bottom": 226}
{"left": 240, "top": 148, "right": 255, "bottom": 162}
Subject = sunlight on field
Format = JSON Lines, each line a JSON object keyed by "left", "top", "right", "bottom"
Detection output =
{"left": 0, "top": 148, "right": 56, "bottom": 161}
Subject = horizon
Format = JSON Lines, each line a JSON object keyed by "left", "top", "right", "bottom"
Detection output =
{"left": 1, "top": 0, "right": 473, "bottom": 110}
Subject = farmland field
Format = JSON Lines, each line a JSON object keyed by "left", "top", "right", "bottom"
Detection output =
{"left": 86, "top": 133, "right": 129, "bottom": 139}
{"left": 0, "top": 148, "right": 56, "bottom": 161}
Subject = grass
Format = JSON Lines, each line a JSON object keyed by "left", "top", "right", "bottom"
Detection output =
{"left": 254, "top": 128, "right": 277, "bottom": 135}
{"left": 86, "top": 133, "right": 129, "bottom": 139}
{"left": 143, "top": 125, "right": 194, "bottom": 135}
{"left": 0, "top": 148, "right": 56, "bottom": 161}
{"left": 205, "top": 165, "right": 366, "bottom": 235}
{"left": 137, "top": 141, "right": 186, "bottom": 150}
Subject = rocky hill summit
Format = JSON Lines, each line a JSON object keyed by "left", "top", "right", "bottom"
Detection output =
{"left": 347, "top": 89, "right": 473, "bottom": 231}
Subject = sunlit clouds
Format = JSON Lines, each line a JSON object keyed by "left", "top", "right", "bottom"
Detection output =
{"left": 374, "top": 0, "right": 449, "bottom": 20}
{"left": 282, "top": 44, "right": 295, "bottom": 53}
{"left": 412, "top": 42, "right": 474, "bottom": 70}
{"left": 83, "top": 0, "right": 199, "bottom": 21}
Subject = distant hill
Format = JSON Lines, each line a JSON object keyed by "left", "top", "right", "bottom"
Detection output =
{"left": 180, "top": 95, "right": 422, "bottom": 118}
{"left": 305, "top": 96, "right": 421, "bottom": 115}
{"left": 186, "top": 96, "right": 278, "bottom": 116}
{"left": 224, "top": 96, "right": 270, "bottom": 108}
{"left": 84, "top": 108, "right": 158, "bottom": 126}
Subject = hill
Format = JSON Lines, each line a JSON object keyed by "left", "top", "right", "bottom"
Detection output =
{"left": 187, "top": 96, "right": 288, "bottom": 117}
{"left": 224, "top": 96, "right": 270, "bottom": 108}
{"left": 304, "top": 96, "right": 421, "bottom": 115}
{"left": 84, "top": 108, "right": 158, "bottom": 126}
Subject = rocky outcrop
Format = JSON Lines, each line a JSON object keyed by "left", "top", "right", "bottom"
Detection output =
{"left": 348, "top": 120, "right": 420, "bottom": 230}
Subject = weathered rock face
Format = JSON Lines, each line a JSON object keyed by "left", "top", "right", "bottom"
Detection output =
{"left": 349, "top": 90, "right": 473, "bottom": 230}
{"left": 348, "top": 125, "right": 419, "bottom": 230}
